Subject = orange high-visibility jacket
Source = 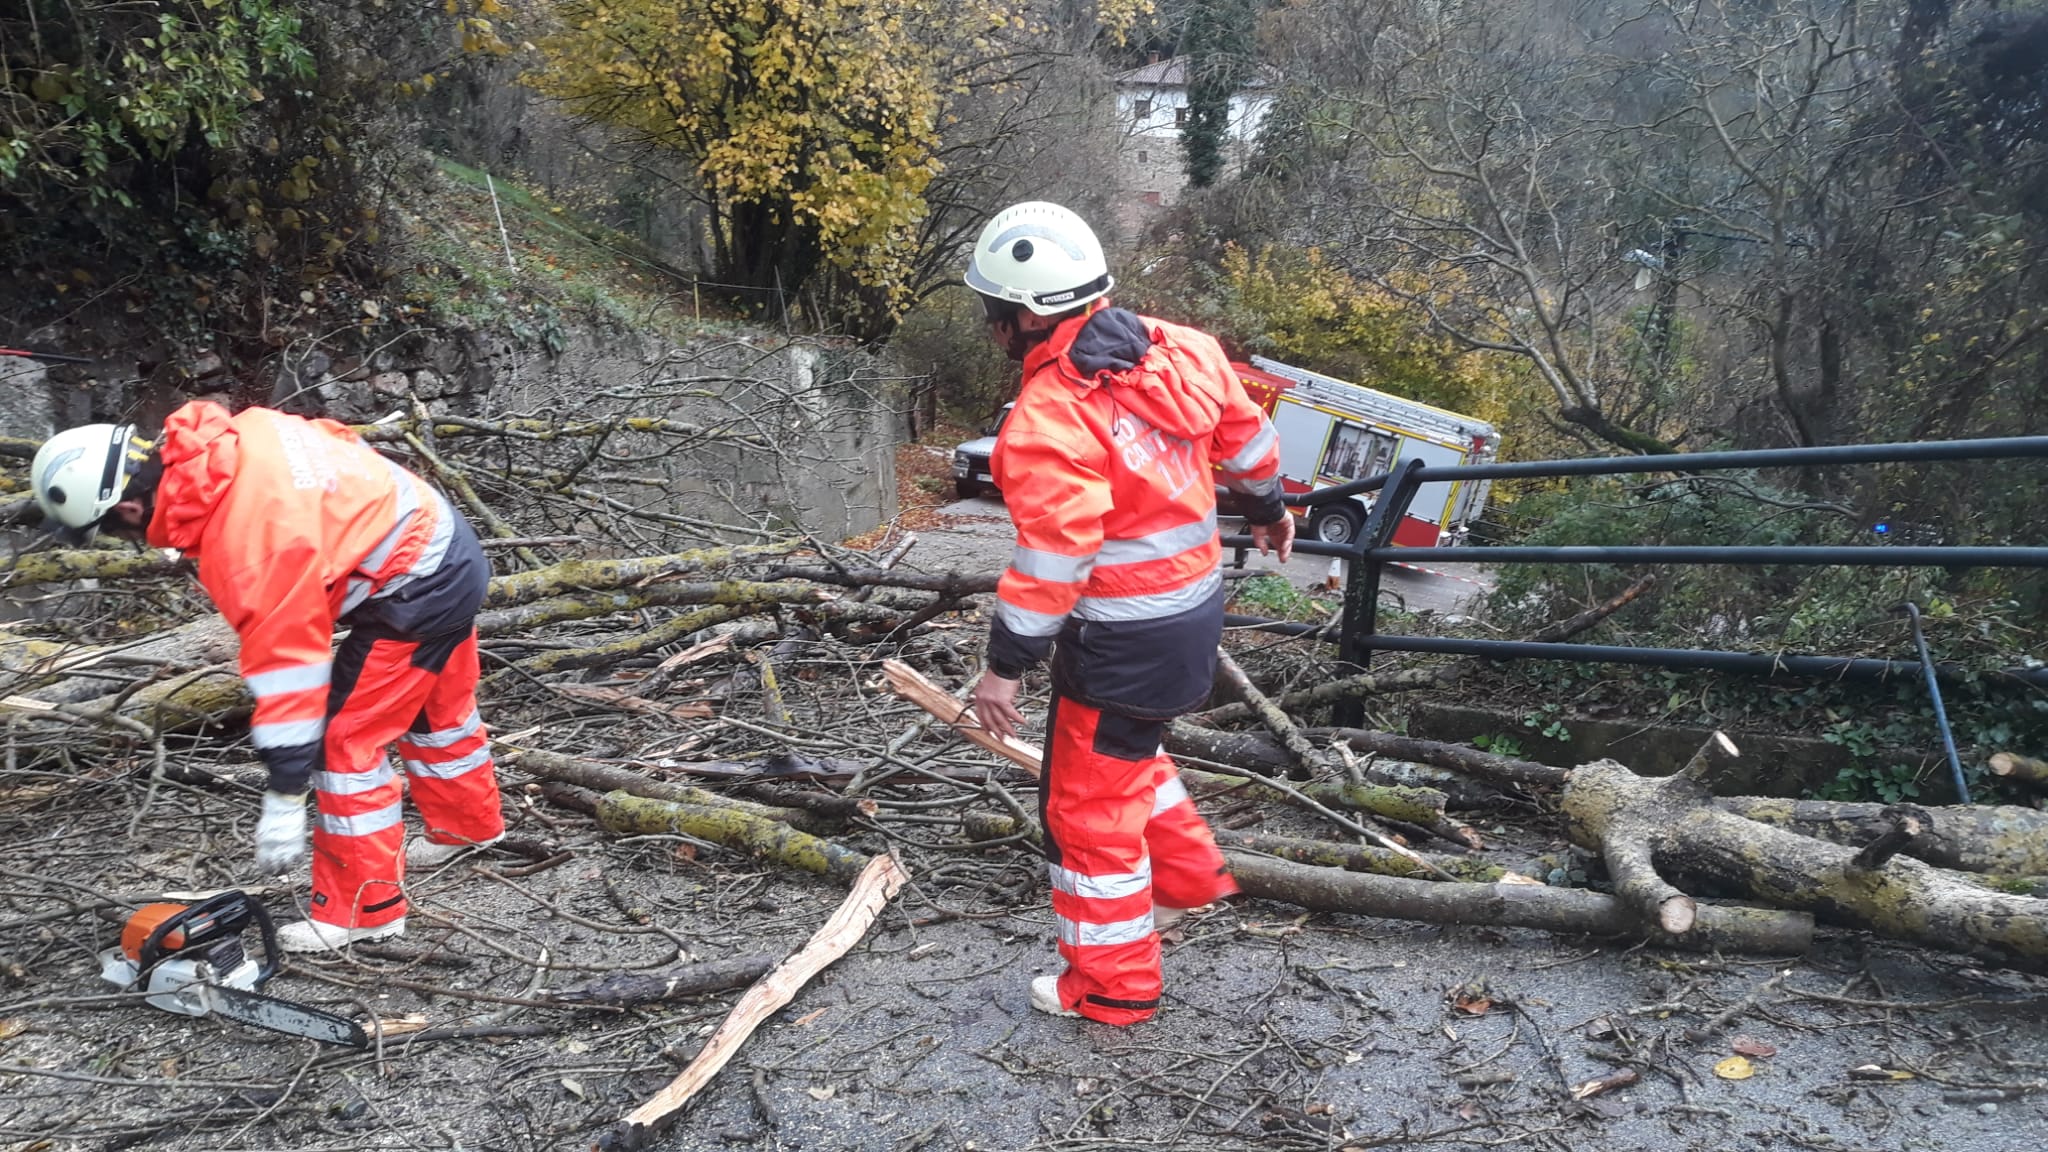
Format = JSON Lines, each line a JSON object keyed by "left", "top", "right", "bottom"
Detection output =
{"left": 988, "top": 305, "right": 1282, "bottom": 715}
{"left": 147, "top": 401, "right": 467, "bottom": 792}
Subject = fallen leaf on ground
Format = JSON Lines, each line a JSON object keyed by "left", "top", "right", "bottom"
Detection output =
{"left": 1731, "top": 1037, "right": 1778, "bottom": 1059}
{"left": 807, "top": 1085, "right": 836, "bottom": 1101}
{"left": 1848, "top": 1064, "right": 1915, "bottom": 1081}
{"left": 0, "top": 1018, "right": 26, "bottom": 1042}
{"left": 1713, "top": 1056, "right": 1755, "bottom": 1080}
{"left": 561, "top": 1077, "right": 586, "bottom": 1100}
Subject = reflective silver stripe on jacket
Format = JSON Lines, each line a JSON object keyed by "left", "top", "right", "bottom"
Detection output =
{"left": 1049, "top": 858, "right": 1153, "bottom": 902}
{"left": 312, "top": 763, "right": 396, "bottom": 796}
{"left": 995, "top": 598, "right": 1067, "bottom": 637}
{"left": 1096, "top": 512, "right": 1218, "bottom": 568}
{"left": 1073, "top": 568, "right": 1223, "bottom": 622}
{"left": 371, "top": 487, "right": 456, "bottom": 603}
{"left": 1151, "top": 775, "right": 1190, "bottom": 816}
{"left": 246, "top": 661, "right": 332, "bottom": 698}
{"left": 402, "top": 745, "right": 492, "bottom": 780}
{"left": 1225, "top": 473, "right": 1281, "bottom": 497}
{"left": 1219, "top": 420, "right": 1278, "bottom": 474}
{"left": 401, "top": 708, "right": 483, "bottom": 750}
{"left": 1056, "top": 912, "right": 1156, "bottom": 947}
{"left": 317, "top": 801, "right": 403, "bottom": 837}
{"left": 252, "top": 717, "right": 325, "bottom": 749}
{"left": 1010, "top": 546, "right": 1095, "bottom": 584}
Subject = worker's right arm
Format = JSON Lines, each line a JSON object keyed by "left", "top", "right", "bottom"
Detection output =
{"left": 204, "top": 541, "right": 336, "bottom": 797}
{"left": 1210, "top": 377, "right": 1285, "bottom": 526}
{"left": 984, "top": 427, "right": 1114, "bottom": 681}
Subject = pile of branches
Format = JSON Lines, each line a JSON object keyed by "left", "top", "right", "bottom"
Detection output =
{"left": 6, "top": 403, "right": 2048, "bottom": 1003}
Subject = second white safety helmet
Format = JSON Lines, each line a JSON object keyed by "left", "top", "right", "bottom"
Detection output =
{"left": 964, "top": 201, "right": 1114, "bottom": 316}
{"left": 30, "top": 422, "right": 150, "bottom": 544}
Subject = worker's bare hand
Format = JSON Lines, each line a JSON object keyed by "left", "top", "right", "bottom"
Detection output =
{"left": 1250, "top": 513, "right": 1296, "bottom": 565}
{"left": 971, "top": 672, "right": 1027, "bottom": 742}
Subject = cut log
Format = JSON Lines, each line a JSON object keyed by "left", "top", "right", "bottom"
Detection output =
{"left": 594, "top": 791, "right": 871, "bottom": 885}
{"left": 603, "top": 854, "right": 909, "bottom": 1151}
{"left": 1225, "top": 853, "right": 1813, "bottom": 955}
{"left": 550, "top": 955, "right": 779, "bottom": 1007}
{"left": 1717, "top": 796, "right": 2048, "bottom": 877}
{"left": 1166, "top": 722, "right": 1565, "bottom": 793}
{"left": 1991, "top": 752, "right": 2048, "bottom": 791}
{"left": 1564, "top": 757, "right": 2048, "bottom": 973}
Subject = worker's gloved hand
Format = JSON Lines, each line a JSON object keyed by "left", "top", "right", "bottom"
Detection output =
{"left": 972, "top": 672, "right": 1027, "bottom": 742}
{"left": 253, "top": 790, "right": 310, "bottom": 875}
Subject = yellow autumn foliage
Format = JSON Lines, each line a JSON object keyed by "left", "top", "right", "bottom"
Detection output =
{"left": 526, "top": 0, "right": 1153, "bottom": 315}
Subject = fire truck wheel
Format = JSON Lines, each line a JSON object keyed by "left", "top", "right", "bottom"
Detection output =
{"left": 1309, "top": 504, "right": 1364, "bottom": 545}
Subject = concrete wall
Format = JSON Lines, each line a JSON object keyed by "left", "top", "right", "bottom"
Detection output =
{"left": 311, "top": 320, "right": 900, "bottom": 543}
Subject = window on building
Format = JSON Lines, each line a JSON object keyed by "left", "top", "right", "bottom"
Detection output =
{"left": 1137, "top": 150, "right": 1149, "bottom": 163}
{"left": 1133, "top": 98, "right": 1152, "bottom": 120}
{"left": 1174, "top": 106, "right": 1188, "bottom": 126}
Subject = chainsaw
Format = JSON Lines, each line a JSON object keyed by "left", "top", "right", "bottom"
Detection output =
{"left": 99, "top": 891, "right": 368, "bottom": 1048}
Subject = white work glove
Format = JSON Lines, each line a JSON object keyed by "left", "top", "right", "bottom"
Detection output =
{"left": 254, "top": 791, "right": 310, "bottom": 875}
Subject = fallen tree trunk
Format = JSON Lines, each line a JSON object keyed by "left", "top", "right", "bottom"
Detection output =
{"left": 594, "top": 791, "right": 872, "bottom": 885}
{"left": 483, "top": 541, "right": 801, "bottom": 607}
{"left": 1166, "top": 722, "right": 1564, "bottom": 796}
{"left": 1564, "top": 751, "right": 2048, "bottom": 973}
{"left": 1225, "top": 853, "right": 1813, "bottom": 954}
{"left": 1717, "top": 795, "right": 2048, "bottom": 877}
{"left": 500, "top": 747, "right": 829, "bottom": 832}
{"left": 0, "top": 547, "right": 191, "bottom": 588}
{"left": 476, "top": 580, "right": 827, "bottom": 635}
{"left": 1214, "top": 829, "right": 1518, "bottom": 883}
{"left": 550, "top": 955, "right": 779, "bottom": 1008}
{"left": 880, "top": 659, "right": 1453, "bottom": 828}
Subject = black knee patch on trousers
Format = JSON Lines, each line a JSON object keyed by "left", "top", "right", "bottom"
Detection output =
{"left": 1092, "top": 712, "right": 1164, "bottom": 761}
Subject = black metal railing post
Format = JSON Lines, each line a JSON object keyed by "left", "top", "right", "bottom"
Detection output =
{"left": 1335, "top": 459, "right": 1427, "bottom": 726}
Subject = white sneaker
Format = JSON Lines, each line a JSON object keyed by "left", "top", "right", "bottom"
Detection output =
{"left": 406, "top": 834, "right": 502, "bottom": 868}
{"left": 277, "top": 917, "right": 406, "bottom": 953}
{"left": 1031, "top": 975, "right": 1079, "bottom": 1018}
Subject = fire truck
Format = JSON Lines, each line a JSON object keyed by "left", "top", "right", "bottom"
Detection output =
{"left": 1238, "top": 355, "right": 1500, "bottom": 547}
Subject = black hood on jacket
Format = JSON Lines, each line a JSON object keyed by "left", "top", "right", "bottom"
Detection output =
{"left": 1066, "top": 307, "right": 1152, "bottom": 377}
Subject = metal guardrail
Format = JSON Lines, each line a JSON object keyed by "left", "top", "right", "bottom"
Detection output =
{"left": 1220, "top": 434, "right": 2048, "bottom": 726}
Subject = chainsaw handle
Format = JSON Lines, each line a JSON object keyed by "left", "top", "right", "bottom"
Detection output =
{"left": 136, "top": 891, "right": 278, "bottom": 985}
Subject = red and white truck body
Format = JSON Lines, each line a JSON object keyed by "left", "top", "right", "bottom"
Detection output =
{"left": 1236, "top": 355, "right": 1500, "bottom": 547}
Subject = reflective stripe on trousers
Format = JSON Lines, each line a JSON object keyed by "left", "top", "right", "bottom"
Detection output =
{"left": 1039, "top": 695, "right": 1239, "bottom": 1025}
{"left": 310, "top": 629, "right": 502, "bottom": 930}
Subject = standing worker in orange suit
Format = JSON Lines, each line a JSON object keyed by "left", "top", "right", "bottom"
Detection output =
{"left": 31, "top": 402, "right": 505, "bottom": 951}
{"left": 965, "top": 202, "right": 1294, "bottom": 1024}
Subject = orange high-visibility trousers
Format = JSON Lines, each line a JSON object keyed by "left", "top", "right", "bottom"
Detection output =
{"left": 1039, "top": 695, "right": 1238, "bottom": 1025}
{"left": 308, "top": 628, "right": 503, "bottom": 929}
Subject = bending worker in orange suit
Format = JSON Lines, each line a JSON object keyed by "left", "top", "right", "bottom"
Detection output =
{"left": 30, "top": 403, "right": 504, "bottom": 952}
{"left": 965, "top": 201, "right": 1294, "bottom": 1025}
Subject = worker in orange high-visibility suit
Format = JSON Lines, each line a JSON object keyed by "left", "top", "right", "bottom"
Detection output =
{"left": 965, "top": 202, "right": 1294, "bottom": 1025}
{"left": 30, "top": 402, "right": 505, "bottom": 953}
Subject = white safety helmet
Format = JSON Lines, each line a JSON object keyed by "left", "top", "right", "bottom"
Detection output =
{"left": 964, "top": 201, "right": 1114, "bottom": 317}
{"left": 30, "top": 422, "right": 151, "bottom": 544}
